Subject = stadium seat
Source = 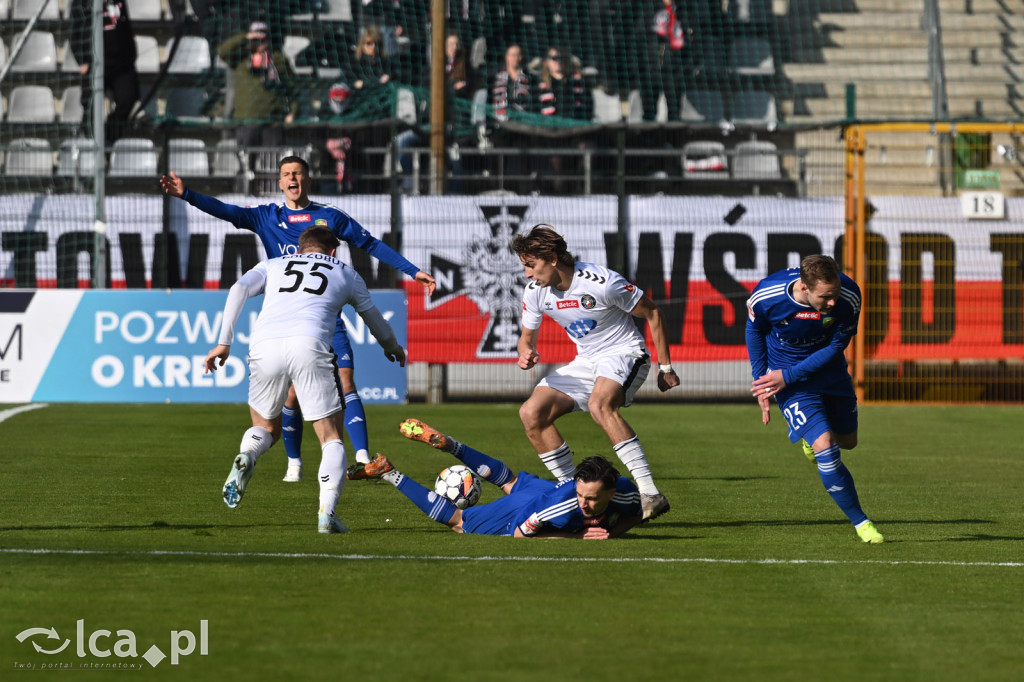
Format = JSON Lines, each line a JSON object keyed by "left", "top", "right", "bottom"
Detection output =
{"left": 135, "top": 35, "right": 161, "bottom": 74}
{"left": 626, "top": 90, "right": 642, "bottom": 123}
{"left": 126, "top": 0, "right": 162, "bottom": 21}
{"left": 56, "top": 137, "right": 98, "bottom": 176}
{"left": 12, "top": 0, "right": 60, "bottom": 20}
{"left": 58, "top": 86, "right": 84, "bottom": 124}
{"left": 395, "top": 87, "right": 417, "bottom": 124}
{"left": 166, "top": 36, "right": 211, "bottom": 74}
{"left": 728, "top": 36, "right": 775, "bottom": 77}
{"left": 6, "top": 85, "right": 56, "bottom": 123}
{"left": 60, "top": 39, "right": 80, "bottom": 72}
{"left": 9, "top": 30, "right": 58, "bottom": 72}
{"left": 164, "top": 87, "right": 210, "bottom": 121}
{"left": 730, "top": 89, "right": 778, "bottom": 128}
{"left": 292, "top": 0, "right": 352, "bottom": 21}
{"left": 680, "top": 90, "right": 726, "bottom": 124}
{"left": 591, "top": 88, "right": 622, "bottom": 124}
{"left": 212, "top": 139, "right": 242, "bottom": 177}
{"left": 4, "top": 138, "right": 52, "bottom": 176}
{"left": 168, "top": 138, "right": 210, "bottom": 176}
{"left": 470, "top": 88, "right": 488, "bottom": 126}
{"left": 733, "top": 139, "right": 781, "bottom": 179}
{"left": 681, "top": 140, "right": 729, "bottom": 178}
{"left": 283, "top": 35, "right": 313, "bottom": 76}
{"left": 109, "top": 137, "right": 158, "bottom": 177}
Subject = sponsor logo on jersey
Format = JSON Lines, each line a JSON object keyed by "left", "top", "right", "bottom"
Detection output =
{"left": 565, "top": 318, "right": 597, "bottom": 339}
{"left": 287, "top": 214, "right": 312, "bottom": 223}
{"left": 581, "top": 294, "right": 596, "bottom": 309}
{"left": 794, "top": 311, "right": 821, "bottom": 320}
{"left": 557, "top": 300, "right": 579, "bottom": 309}
{"left": 523, "top": 302, "right": 528, "bottom": 311}
{"left": 315, "top": 219, "right": 328, "bottom": 226}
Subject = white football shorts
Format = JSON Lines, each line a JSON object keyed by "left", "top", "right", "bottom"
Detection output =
{"left": 247, "top": 336, "right": 343, "bottom": 421}
{"left": 538, "top": 352, "right": 651, "bottom": 412}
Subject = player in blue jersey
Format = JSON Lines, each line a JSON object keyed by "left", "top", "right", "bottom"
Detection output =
{"left": 377, "top": 418, "right": 644, "bottom": 538}
{"left": 161, "top": 157, "right": 435, "bottom": 485}
{"left": 745, "top": 254, "right": 884, "bottom": 544}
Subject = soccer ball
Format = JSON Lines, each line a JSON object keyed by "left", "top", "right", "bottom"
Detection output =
{"left": 434, "top": 465, "right": 482, "bottom": 510}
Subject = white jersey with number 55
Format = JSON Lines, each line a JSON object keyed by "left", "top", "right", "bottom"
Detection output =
{"left": 521, "top": 261, "right": 646, "bottom": 358}
{"left": 218, "top": 252, "right": 374, "bottom": 348}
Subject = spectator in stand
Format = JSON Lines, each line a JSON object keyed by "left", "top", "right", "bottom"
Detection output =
{"left": 536, "top": 47, "right": 591, "bottom": 121}
{"left": 69, "top": 0, "right": 140, "bottom": 143}
{"left": 490, "top": 43, "right": 532, "bottom": 189}
{"left": 219, "top": 21, "right": 297, "bottom": 193}
{"left": 640, "top": 0, "right": 688, "bottom": 122}
{"left": 491, "top": 43, "right": 531, "bottom": 120}
{"left": 352, "top": 26, "right": 391, "bottom": 94}
{"left": 445, "top": 31, "right": 476, "bottom": 102}
{"left": 535, "top": 46, "right": 592, "bottom": 193}
{"left": 358, "top": 0, "right": 428, "bottom": 85}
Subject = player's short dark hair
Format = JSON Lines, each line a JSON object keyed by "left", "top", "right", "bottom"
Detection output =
{"left": 800, "top": 255, "right": 841, "bottom": 289}
{"left": 509, "top": 224, "right": 575, "bottom": 268}
{"left": 278, "top": 155, "right": 310, "bottom": 174}
{"left": 573, "top": 456, "right": 620, "bottom": 490}
{"left": 298, "top": 226, "right": 339, "bottom": 253}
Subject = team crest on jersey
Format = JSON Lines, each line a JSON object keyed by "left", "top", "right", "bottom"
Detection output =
{"left": 315, "top": 219, "right": 328, "bottom": 226}
{"left": 623, "top": 284, "right": 634, "bottom": 292}
{"left": 581, "top": 294, "right": 596, "bottom": 309}
{"left": 557, "top": 300, "right": 579, "bottom": 309}
{"left": 287, "top": 214, "right": 311, "bottom": 223}
{"left": 822, "top": 317, "right": 835, "bottom": 328}
{"left": 794, "top": 311, "right": 821, "bottom": 320}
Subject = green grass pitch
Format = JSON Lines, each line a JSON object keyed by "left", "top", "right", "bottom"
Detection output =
{"left": 2, "top": 402, "right": 1023, "bottom": 681}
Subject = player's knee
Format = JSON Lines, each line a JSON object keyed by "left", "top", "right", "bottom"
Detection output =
{"left": 519, "top": 401, "right": 541, "bottom": 430}
{"left": 837, "top": 433, "right": 858, "bottom": 450}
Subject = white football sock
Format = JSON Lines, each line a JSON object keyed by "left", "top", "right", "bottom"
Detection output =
{"left": 539, "top": 442, "right": 576, "bottom": 481}
{"left": 614, "top": 436, "right": 659, "bottom": 495}
{"left": 239, "top": 426, "right": 274, "bottom": 463}
{"left": 318, "top": 439, "right": 347, "bottom": 515}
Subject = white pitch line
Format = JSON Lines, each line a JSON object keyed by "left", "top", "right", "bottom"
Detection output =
{"left": 1, "top": 548, "right": 1022, "bottom": 568}
{"left": 0, "top": 403, "right": 47, "bottom": 424}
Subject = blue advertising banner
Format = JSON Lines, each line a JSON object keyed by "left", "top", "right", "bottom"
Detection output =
{"left": 0, "top": 290, "right": 406, "bottom": 404}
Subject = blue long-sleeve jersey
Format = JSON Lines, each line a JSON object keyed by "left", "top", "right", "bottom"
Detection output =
{"left": 745, "top": 268, "right": 861, "bottom": 389}
{"left": 181, "top": 188, "right": 421, "bottom": 279}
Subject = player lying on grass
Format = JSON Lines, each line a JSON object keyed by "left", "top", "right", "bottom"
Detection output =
{"left": 205, "top": 226, "right": 406, "bottom": 533}
{"left": 378, "top": 419, "right": 644, "bottom": 538}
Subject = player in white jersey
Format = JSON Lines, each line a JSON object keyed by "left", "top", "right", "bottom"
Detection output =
{"left": 510, "top": 225, "right": 679, "bottom": 521}
{"left": 204, "top": 226, "right": 406, "bottom": 533}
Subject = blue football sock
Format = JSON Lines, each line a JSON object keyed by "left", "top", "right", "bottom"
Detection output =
{"left": 343, "top": 392, "right": 370, "bottom": 462}
{"left": 814, "top": 444, "right": 868, "bottom": 526}
{"left": 450, "top": 441, "right": 514, "bottom": 487}
{"left": 391, "top": 474, "right": 456, "bottom": 525}
{"left": 281, "top": 405, "right": 303, "bottom": 462}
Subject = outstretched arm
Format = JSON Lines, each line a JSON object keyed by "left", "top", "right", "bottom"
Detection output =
{"left": 160, "top": 174, "right": 253, "bottom": 228}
